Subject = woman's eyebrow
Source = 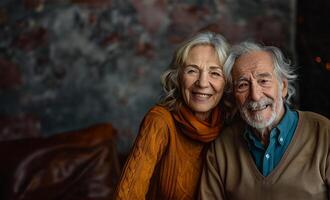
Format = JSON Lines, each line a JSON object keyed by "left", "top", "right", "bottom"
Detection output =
{"left": 209, "top": 66, "right": 222, "bottom": 70}
{"left": 184, "top": 64, "right": 222, "bottom": 70}
{"left": 184, "top": 64, "right": 199, "bottom": 69}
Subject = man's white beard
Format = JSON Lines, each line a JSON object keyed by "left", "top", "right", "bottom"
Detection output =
{"left": 239, "top": 89, "right": 283, "bottom": 130}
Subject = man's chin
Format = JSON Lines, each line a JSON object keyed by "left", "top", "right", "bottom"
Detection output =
{"left": 246, "top": 116, "right": 275, "bottom": 129}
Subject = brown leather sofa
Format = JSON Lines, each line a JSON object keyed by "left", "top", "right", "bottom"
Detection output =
{"left": 0, "top": 123, "right": 120, "bottom": 200}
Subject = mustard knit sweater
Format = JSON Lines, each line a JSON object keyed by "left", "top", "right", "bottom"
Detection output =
{"left": 115, "top": 105, "right": 222, "bottom": 200}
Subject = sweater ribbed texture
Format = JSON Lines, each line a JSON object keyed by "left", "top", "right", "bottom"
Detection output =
{"left": 115, "top": 105, "right": 222, "bottom": 200}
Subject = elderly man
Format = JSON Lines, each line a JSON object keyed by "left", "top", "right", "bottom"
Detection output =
{"left": 199, "top": 42, "right": 330, "bottom": 200}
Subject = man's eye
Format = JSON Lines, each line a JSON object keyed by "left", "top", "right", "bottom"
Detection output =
{"left": 238, "top": 83, "right": 248, "bottom": 88}
{"left": 236, "top": 82, "right": 249, "bottom": 91}
{"left": 259, "top": 79, "right": 271, "bottom": 86}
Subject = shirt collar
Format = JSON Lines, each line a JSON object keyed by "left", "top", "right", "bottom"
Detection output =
{"left": 276, "top": 104, "right": 297, "bottom": 145}
{"left": 243, "top": 104, "right": 298, "bottom": 147}
{"left": 244, "top": 126, "right": 264, "bottom": 149}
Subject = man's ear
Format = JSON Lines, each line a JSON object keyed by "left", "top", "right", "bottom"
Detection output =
{"left": 281, "top": 79, "right": 288, "bottom": 98}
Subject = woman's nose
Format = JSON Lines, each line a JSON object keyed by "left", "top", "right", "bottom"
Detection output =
{"left": 196, "top": 72, "right": 209, "bottom": 88}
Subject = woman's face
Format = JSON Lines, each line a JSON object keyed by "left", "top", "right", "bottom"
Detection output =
{"left": 180, "top": 44, "right": 225, "bottom": 120}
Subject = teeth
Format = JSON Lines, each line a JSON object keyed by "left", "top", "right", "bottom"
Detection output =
{"left": 251, "top": 105, "right": 267, "bottom": 111}
{"left": 194, "top": 93, "right": 211, "bottom": 97}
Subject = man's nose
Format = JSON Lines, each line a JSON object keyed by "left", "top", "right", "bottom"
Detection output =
{"left": 250, "top": 82, "right": 262, "bottom": 101}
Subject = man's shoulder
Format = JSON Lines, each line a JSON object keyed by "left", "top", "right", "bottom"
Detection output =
{"left": 296, "top": 110, "right": 330, "bottom": 139}
{"left": 298, "top": 110, "right": 330, "bottom": 127}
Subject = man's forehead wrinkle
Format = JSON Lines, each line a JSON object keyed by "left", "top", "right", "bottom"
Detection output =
{"left": 235, "top": 64, "right": 273, "bottom": 78}
{"left": 254, "top": 72, "right": 273, "bottom": 78}
{"left": 235, "top": 72, "right": 273, "bottom": 82}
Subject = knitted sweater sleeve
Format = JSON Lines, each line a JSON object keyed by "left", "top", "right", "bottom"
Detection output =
{"left": 114, "top": 110, "right": 169, "bottom": 200}
{"left": 198, "top": 138, "right": 227, "bottom": 200}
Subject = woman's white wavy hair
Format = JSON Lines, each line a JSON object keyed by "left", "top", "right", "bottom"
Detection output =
{"left": 159, "top": 31, "right": 229, "bottom": 111}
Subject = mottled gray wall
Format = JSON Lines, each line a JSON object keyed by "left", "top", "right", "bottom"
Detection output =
{"left": 0, "top": 0, "right": 295, "bottom": 153}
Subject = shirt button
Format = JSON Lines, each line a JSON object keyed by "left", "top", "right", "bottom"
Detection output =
{"left": 279, "top": 137, "right": 284, "bottom": 142}
{"left": 265, "top": 154, "right": 270, "bottom": 159}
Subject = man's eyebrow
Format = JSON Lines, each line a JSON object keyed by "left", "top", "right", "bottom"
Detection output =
{"left": 234, "top": 77, "right": 249, "bottom": 85}
{"left": 236, "top": 76, "right": 249, "bottom": 82}
{"left": 255, "top": 72, "right": 272, "bottom": 78}
{"left": 234, "top": 72, "right": 272, "bottom": 82}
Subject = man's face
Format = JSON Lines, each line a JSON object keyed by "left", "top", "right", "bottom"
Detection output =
{"left": 232, "top": 51, "right": 288, "bottom": 129}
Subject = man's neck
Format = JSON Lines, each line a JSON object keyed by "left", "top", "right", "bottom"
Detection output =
{"left": 253, "top": 126, "right": 273, "bottom": 146}
{"left": 253, "top": 105, "right": 286, "bottom": 146}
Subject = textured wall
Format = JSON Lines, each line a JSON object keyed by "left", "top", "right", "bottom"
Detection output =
{"left": 0, "top": 0, "right": 295, "bottom": 152}
{"left": 296, "top": 0, "right": 330, "bottom": 119}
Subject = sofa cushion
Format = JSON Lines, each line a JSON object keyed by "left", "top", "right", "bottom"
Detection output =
{"left": 0, "top": 123, "right": 120, "bottom": 200}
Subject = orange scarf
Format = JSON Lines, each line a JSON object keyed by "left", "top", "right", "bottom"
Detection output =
{"left": 172, "top": 105, "right": 222, "bottom": 143}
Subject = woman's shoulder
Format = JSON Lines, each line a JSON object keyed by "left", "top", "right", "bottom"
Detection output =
{"left": 138, "top": 105, "right": 176, "bottom": 141}
{"left": 147, "top": 105, "right": 172, "bottom": 118}
{"left": 142, "top": 105, "right": 175, "bottom": 127}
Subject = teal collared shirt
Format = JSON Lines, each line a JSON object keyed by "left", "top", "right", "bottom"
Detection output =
{"left": 243, "top": 105, "right": 298, "bottom": 176}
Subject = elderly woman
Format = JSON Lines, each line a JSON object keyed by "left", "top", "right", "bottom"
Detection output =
{"left": 114, "top": 32, "right": 229, "bottom": 200}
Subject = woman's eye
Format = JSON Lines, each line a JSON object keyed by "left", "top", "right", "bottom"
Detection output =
{"left": 185, "top": 68, "right": 198, "bottom": 74}
{"left": 211, "top": 71, "right": 221, "bottom": 76}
